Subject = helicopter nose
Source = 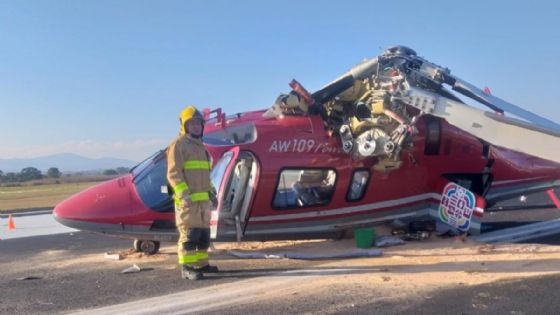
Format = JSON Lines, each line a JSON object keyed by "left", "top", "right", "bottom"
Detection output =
{"left": 53, "top": 175, "right": 133, "bottom": 227}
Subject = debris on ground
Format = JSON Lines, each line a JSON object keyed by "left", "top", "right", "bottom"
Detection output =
{"left": 104, "top": 252, "right": 123, "bottom": 260}
{"left": 227, "top": 249, "right": 382, "bottom": 260}
{"left": 389, "top": 219, "right": 465, "bottom": 242}
{"left": 402, "top": 231, "right": 432, "bottom": 241}
{"left": 408, "top": 220, "right": 436, "bottom": 233}
{"left": 16, "top": 276, "right": 42, "bottom": 281}
{"left": 227, "top": 251, "right": 283, "bottom": 259}
{"left": 435, "top": 221, "right": 462, "bottom": 237}
{"left": 105, "top": 248, "right": 166, "bottom": 261}
{"left": 375, "top": 235, "right": 406, "bottom": 247}
{"left": 121, "top": 264, "right": 141, "bottom": 274}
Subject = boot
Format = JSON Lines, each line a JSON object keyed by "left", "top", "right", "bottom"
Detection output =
{"left": 199, "top": 264, "right": 219, "bottom": 273}
{"left": 181, "top": 266, "right": 203, "bottom": 280}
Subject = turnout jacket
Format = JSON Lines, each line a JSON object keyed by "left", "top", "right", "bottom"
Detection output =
{"left": 166, "top": 134, "right": 212, "bottom": 228}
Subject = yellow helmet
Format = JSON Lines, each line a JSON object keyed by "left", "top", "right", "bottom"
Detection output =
{"left": 179, "top": 105, "right": 204, "bottom": 135}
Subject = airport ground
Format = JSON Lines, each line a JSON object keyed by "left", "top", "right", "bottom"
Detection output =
{"left": 0, "top": 180, "right": 103, "bottom": 211}
{"left": 2, "top": 207, "right": 560, "bottom": 315}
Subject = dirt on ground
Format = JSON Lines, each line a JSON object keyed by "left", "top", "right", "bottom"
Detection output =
{"left": 209, "top": 235, "right": 560, "bottom": 311}
{"left": 215, "top": 236, "right": 560, "bottom": 284}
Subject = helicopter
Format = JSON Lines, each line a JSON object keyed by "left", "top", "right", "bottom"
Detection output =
{"left": 54, "top": 46, "right": 560, "bottom": 254}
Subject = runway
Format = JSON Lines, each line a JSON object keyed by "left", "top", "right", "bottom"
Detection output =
{"left": 0, "top": 212, "right": 77, "bottom": 240}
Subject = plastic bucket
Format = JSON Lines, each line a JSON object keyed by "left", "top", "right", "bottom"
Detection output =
{"left": 354, "top": 227, "right": 376, "bottom": 248}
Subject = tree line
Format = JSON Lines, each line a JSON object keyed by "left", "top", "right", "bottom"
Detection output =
{"left": 0, "top": 167, "right": 130, "bottom": 183}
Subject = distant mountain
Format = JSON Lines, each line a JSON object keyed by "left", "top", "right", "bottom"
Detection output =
{"left": 0, "top": 153, "right": 138, "bottom": 173}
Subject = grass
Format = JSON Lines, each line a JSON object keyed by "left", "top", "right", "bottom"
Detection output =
{"left": 0, "top": 181, "right": 102, "bottom": 211}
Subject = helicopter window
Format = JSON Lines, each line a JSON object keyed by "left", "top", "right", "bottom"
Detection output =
{"left": 346, "top": 170, "right": 370, "bottom": 201}
{"left": 203, "top": 123, "right": 257, "bottom": 146}
{"left": 131, "top": 150, "right": 163, "bottom": 177}
{"left": 133, "top": 151, "right": 173, "bottom": 213}
{"left": 210, "top": 151, "right": 234, "bottom": 194}
{"left": 273, "top": 169, "right": 337, "bottom": 209}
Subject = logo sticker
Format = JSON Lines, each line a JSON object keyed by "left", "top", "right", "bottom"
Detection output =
{"left": 439, "top": 183, "right": 475, "bottom": 231}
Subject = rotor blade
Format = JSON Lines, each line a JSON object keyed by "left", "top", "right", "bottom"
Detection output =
{"left": 439, "top": 98, "right": 560, "bottom": 163}
{"left": 312, "top": 57, "right": 379, "bottom": 104}
{"left": 403, "top": 87, "right": 560, "bottom": 163}
{"left": 450, "top": 77, "right": 560, "bottom": 133}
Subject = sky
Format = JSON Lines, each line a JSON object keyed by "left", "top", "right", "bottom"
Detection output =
{"left": 1, "top": 0, "right": 559, "bottom": 162}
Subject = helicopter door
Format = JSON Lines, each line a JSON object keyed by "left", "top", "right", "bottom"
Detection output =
{"left": 215, "top": 149, "right": 257, "bottom": 241}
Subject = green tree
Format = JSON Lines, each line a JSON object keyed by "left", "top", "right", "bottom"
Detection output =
{"left": 47, "top": 167, "right": 62, "bottom": 178}
{"left": 4, "top": 172, "right": 18, "bottom": 182}
{"left": 103, "top": 169, "right": 118, "bottom": 176}
{"left": 20, "top": 167, "right": 43, "bottom": 181}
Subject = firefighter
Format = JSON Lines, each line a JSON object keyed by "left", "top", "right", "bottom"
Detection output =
{"left": 167, "top": 105, "right": 218, "bottom": 280}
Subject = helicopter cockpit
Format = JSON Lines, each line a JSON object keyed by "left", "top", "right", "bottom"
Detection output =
{"left": 130, "top": 147, "right": 235, "bottom": 214}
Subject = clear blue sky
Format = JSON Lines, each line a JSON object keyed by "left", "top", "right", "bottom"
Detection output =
{"left": 1, "top": 0, "right": 559, "bottom": 161}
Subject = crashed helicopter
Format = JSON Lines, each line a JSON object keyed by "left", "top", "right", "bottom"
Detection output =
{"left": 54, "top": 46, "right": 560, "bottom": 254}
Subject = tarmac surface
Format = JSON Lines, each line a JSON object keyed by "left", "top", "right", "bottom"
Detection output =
{"left": 219, "top": 273, "right": 560, "bottom": 315}
{"left": 0, "top": 231, "right": 321, "bottom": 314}
{"left": 0, "top": 213, "right": 76, "bottom": 240}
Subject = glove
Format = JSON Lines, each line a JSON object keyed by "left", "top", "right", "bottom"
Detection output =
{"left": 209, "top": 190, "right": 218, "bottom": 207}
{"left": 181, "top": 196, "right": 192, "bottom": 208}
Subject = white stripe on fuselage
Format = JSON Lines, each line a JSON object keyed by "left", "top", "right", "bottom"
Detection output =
{"left": 249, "top": 193, "right": 442, "bottom": 222}
{"left": 232, "top": 210, "right": 431, "bottom": 236}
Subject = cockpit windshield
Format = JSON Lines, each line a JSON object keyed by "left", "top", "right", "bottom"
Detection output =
{"left": 203, "top": 123, "right": 257, "bottom": 146}
{"left": 131, "top": 149, "right": 235, "bottom": 213}
{"left": 131, "top": 150, "right": 163, "bottom": 178}
{"left": 132, "top": 150, "right": 172, "bottom": 212}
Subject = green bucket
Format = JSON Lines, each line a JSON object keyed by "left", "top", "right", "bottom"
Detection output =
{"left": 354, "top": 227, "right": 376, "bottom": 249}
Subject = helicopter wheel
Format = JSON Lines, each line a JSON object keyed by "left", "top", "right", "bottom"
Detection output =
{"left": 133, "top": 239, "right": 161, "bottom": 255}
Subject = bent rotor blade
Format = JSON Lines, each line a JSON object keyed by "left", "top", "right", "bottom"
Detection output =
{"left": 440, "top": 99, "right": 560, "bottom": 163}
{"left": 405, "top": 88, "right": 560, "bottom": 163}
{"left": 450, "top": 77, "right": 560, "bottom": 133}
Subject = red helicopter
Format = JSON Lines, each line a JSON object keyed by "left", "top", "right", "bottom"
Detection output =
{"left": 54, "top": 46, "right": 560, "bottom": 254}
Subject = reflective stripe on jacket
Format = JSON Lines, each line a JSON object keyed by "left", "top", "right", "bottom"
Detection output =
{"left": 167, "top": 134, "right": 212, "bottom": 228}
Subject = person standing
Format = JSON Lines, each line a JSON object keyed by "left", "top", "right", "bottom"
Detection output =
{"left": 167, "top": 105, "right": 218, "bottom": 280}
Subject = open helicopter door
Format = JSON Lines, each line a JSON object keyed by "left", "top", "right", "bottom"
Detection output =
{"left": 211, "top": 147, "right": 259, "bottom": 241}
